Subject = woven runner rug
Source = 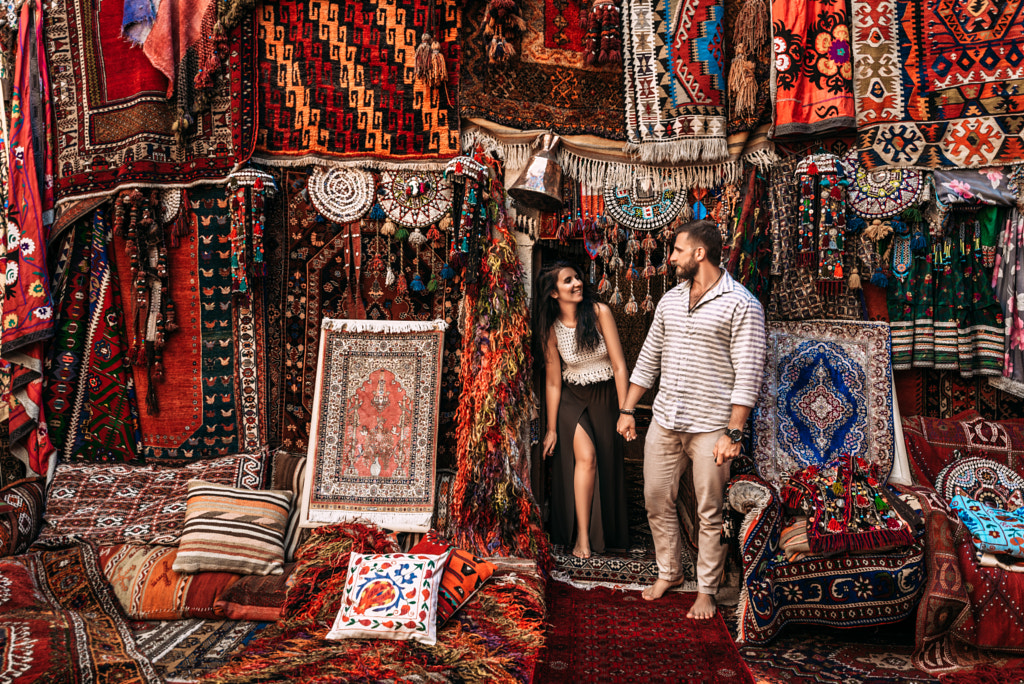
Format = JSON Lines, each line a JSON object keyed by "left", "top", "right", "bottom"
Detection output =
{"left": 45, "top": 210, "right": 141, "bottom": 464}
{"left": 301, "top": 318, "right": 445, "bottom": 531}
{"left": 536, "top": 582, "right": 754, "bottom": 683}
{"left": 622, "top": 0, "right": 729, "bottom": 168}
{"left": 0, "top": 543, "right": 160, "bottom": 683}
{"left": 263, "top": 169, "right": 453, "bottom": 453}
{"left": 131, "top": 619, "right": 268, "bottom": 683}
{"left": 255, "top": 0, "right": 460, "bottom": 168}
{"left": 460, "top": 0, "right": 625, "bottom": 140}
{"left": 110, "top": 187, "right": 267, "bottom": 461}
{"left": 43, "top": 0, "right": 256, "bottom": 207}
{"left": 851, "top": 0, "right": 1024, "bottom": 169}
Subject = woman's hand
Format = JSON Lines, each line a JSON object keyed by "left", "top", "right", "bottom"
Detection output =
{"left": 543, "top": 430, "right": 558, "bottom": 458}
{"left": 616, "top": 414, "right": 637, "bottom": 441}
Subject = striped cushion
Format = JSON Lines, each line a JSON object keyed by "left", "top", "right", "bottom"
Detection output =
{"left": 271, "top": 451, "right": 308, "bottom": 562}
{"left": 172, "top": 481, "right": 293, "bottom": 576}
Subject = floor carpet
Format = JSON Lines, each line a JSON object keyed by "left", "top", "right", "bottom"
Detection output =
{"left": 131, "top": 618, "right": 269, "bottom": 683}
{"left": 535, "top": 580, "right": 755, "bottom": 684}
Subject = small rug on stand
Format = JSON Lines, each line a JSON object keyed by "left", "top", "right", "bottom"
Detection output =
{"left": 300, "top": 318, "right": 445, "bottom": 531}
{"left": 132, "top": 619, "right": 269, "bottom": 683}
{"left": 851, "top": 0, "right": 1024, "bottom": 168}
{"left": 535, "top": 581, "right": 754, "bottom": 683}
{"left": 738, "top": 621, "right": 940, "bottom": 683}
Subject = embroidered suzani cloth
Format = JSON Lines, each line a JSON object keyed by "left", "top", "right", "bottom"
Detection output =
{"left": 851, "top": 0, "right": 1024, "bottom": 168}
{"left": 951, "top": 494, "right": 1024, "bottom": 560}
{"left": 301, "top": 318, "right": 445, "bottom": 532}
{"left": 622, "top": 0, "right": 729, "bottom": 166}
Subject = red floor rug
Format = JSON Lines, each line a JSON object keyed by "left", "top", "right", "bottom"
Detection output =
{"left": 535, "top": 581, "right": 754, "bottom": 683}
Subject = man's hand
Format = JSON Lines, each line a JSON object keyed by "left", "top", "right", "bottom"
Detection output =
{"left": 713, "top": 434, "right": 742, "bottom": 466}
{"left": 616, "top": 414, "right": 637, "bottom": 442}
{"left": 542, "top": 430, "right": 558, "bottom": 459}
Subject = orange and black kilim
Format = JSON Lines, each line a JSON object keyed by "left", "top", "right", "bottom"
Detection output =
{"left": 256, "top": 0, "right": 461, "bottom": 163}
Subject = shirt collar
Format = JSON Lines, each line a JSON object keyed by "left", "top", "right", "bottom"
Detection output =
{"left": 675, "top": 268, "right": 736, "bottom": 302}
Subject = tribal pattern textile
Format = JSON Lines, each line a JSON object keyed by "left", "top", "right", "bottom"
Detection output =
{"left": 622, "top": 0, "right": 729, "bottom": 165}
{"left": 844, "top": 151, "right": 926, "bottom": 219}
{"left": 301, "top": 318, "right": 444, "bottom": 531}
{"left": 110, "top": 187, "right": 267, "bottom": 460}
{"left": 45, "top": 211, "right": 141, "bottom": 463}
{"left": 728, "top": 475, "right": 926, "bottom": 645}
{"left": 132, "top": 618, "right": 268, "bottom": 683}
{"left": 851, "top": 0, "right": 1024, "bottom": 168}
{"left": 0, "top": 543, "right": 160, "bottom": 683}
{"left": 378, "top": 170, "right": 454, "bottom": 228}
{"left": 44, "top": 0, "right": 256, "bottom": 205}
{"left": 460, "top": 0, "right": 626, "bottom": 139}
{"left": 255, "top": 0, "right": 460, "bottom": 167}
{"left": 603, "top": 183, "right": 685, "bottom": 231}
{"left": 753, "top": 320, "right": 896, "bottom": 489}
{"left": 902, "top": 411, "right": 1024, "bottom": 489}
{"left": 997, "top": 210, "right": 1024, "bottom": 388}
{"left": 771, "top": 0, "right": 856, "bottom": 136}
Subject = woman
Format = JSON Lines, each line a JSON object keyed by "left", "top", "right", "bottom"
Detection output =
{"left": 536, "top": 261, "right": 630, "bottom": 558}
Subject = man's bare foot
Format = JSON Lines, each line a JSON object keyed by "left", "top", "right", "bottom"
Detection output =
{"left": 572, "top": 544, "right": 591, "bottom": 559}
{"left": 686, "top": 593, "right": 717, "bottom": 620}
{"left": 641, "top": 577, "right": 684, "bottom": 600}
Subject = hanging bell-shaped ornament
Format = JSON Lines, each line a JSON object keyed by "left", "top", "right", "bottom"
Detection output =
{"left": 508, "top": 133, "right": 564, "bottom": 212}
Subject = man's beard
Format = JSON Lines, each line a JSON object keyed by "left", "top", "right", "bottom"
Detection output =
{"left": 675, "top": 260, "right": 698, "bottom": 281}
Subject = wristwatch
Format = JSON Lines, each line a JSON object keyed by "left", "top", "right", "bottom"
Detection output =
{"left": 725, "top": 428, "right": 744, "bottom": 444}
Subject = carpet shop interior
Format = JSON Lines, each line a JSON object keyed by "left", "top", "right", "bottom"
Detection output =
{"left": 0, "top": 0, "right": 1023, "bottom": 680}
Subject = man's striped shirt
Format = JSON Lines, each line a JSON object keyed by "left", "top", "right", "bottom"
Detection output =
{"left": 630, "top": 269, "right": 767, "bottom": 433}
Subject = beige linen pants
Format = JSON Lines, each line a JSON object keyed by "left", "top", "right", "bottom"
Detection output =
{"left": 644, "top": 419, "right": 730, "bottom": 595}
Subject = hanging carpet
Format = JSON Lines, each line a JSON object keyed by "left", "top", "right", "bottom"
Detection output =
{"left": 460, "top": 0, "right": 626, "bottom": 140}
{"left": 851, "top": 0, "right": 1024, "bottom": 168}
{"left": 0, "top": 542, "right": 160, "bottom": 683}
{"left": 622, "top": 0, "right": 729, "bottom": 166}
{"left": 44, "top": 0, "right": 256, "bottom": 207}
{"left": 300, "top": 318, "right": 445, "bottom": 531}
{"left": 255, "top": 0, "right": 461, "bottom": 168}
{"left": 535, "top": 582, "right": 755, "bottom": 683}
{"left": 44, "top": 210, "right": 140, "bottom": 463}
{"left": 110, "top": 187, "right": 266, "bottom": 461}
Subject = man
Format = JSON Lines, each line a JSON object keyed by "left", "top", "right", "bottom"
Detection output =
{"left": 616, "top": 219, "right": 766, "bottom": 620}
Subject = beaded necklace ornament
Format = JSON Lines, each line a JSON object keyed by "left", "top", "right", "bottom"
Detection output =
{"left": 378, "top": 170, "right": 454, "bottom": 228}
{"left": 308, "top": 167, "right": 376, "bottom": 224}
{"left": 113, "top": 188, "right": 178, "bottom": 415}
{"left": 226, "top": 166, "right": 278, "bottom": 296}
{"left": 842, "top": 150, "right": 924, "bottom": 219}
{"left": 444, "top": 155, "right": 490, "bottom": 280}
{"left": 604, "top": 179, "right": 685, "bottom": 231}
{"left": 583, "top": 0, "right": 623, "bottom": 65}
{"left": 160, "top": 188, "right": 192, "bottom": 247}
{"left": 796, "top": 153, "right": 849, "bottom": 295}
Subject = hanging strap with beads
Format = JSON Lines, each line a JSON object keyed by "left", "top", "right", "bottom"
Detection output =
{"left": 226, "top": 167, "right": 277, "bottom": 296}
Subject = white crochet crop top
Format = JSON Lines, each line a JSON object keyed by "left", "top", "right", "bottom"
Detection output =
{"left": 554, "top": 319, "right": 615, "bottom": 386}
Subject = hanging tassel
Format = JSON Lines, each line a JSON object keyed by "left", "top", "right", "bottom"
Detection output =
{"left": 870, "top": 267, "right": 888, "bottom": 289}
{"left": 439, "top": 262, "right": 455, "bottom": 279}
{"left": 370, "top": 204, "right": 386, "bottom": 221}
{"left": 394, "top": 226, "right": 410, "bottom": 241}
{"left": 427, "top": 276, "right": 439, "bottom": 293}
{"left": 911, "top": 230, "right": 927, "bottom": 252}
{"left": 410, "top": 273, "right": 426, "bottom": 292}
{"left": 385, "top": 265, "right": 396, "bottom": 287}
{"left": 728, "top": 54, "right": 758, "bottom": 119}
{"left": 736, "top": 0, "right": 768, "bottom": 55}
{"left": 396, "top": 272, "right": 408, "bottom": 295}
{"left": 640, "top": 293, "right": 655, "bottom": 312}
{"left": 608, "top": 286, "right": 624, "bottom": 306}
{"left": 846, "top": 215, "right": 866, "bottom": 235}
{"left": 409, "top": 228, "right": 428, "bottom": 248}
{"left": 414, "top": 32, "right": 433, "bottom": 81}
{"left": 848, "top": 265, "right": 861, "bottom": 290}
{"left": 381, "top": 218, "right": 397, "bottom": 237}
{"left": 597, "top": 274, "right": 611, "bottom": 294}
{"left": 428, "top": 38, "right": 448, "bottom": 87}
{"left": 624, "top": 294, "right": 639, "bottom": 314}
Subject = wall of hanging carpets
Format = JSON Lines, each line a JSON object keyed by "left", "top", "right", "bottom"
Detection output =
{"left": 44, "top": 0, "right": 256, "bottom": 208}
{"left": 254, "top": 0, "right": 461, "bottom": 168}
{"left": 460, "top": 0, "right": 626, "bottom": 140}
{"left": 105, "top": 187, "right": 265, "bottom": 461}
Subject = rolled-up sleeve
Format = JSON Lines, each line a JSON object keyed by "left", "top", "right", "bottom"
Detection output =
{"left": 728, "top": 298, "right": 767, "bottom": 408}
{"left": 630, "top": 298, "right": 665, "bottom": 389}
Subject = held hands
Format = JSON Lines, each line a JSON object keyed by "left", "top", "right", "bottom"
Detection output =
{"left": 616, "top": 414, "right": 637, "bottom": 442}
{"left": 542, "top": 430, "right": 558, "bottom": 459}
{"left": 713, "top": 434, "right": 742, "bottom": 466}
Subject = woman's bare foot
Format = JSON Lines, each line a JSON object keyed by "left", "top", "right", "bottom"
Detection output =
{"left": 686, "top": 593, "right": 717, "bottom": 619}
{"left": 572, "top": 543, "right": 592, "bottom": 559}
{"left": 641, "top": 577, "right": 684, "bottom": 600}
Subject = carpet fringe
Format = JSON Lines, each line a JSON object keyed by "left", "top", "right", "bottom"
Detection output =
{"left": 550, "top": 570, "right": 697, "bottom": 594}
{"left": 321, "top": 317, "right": 447, "bottom": 334}
{"left": 251, "top": 154, "right": 452, "bottom": 172}
{"left": 624, "top": 136, "right": 730, "bottom": 165}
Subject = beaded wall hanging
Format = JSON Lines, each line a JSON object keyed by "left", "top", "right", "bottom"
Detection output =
{"left": 308, "top": 167, "right": 376, "bottom": 224}
{"left": 842, "top": 151, "right": 924, "bottom": 219}
{"left": 378, "top": 169, "right": 455, "bottom": 229}
{"left": 227, "top": 167, "right": 278, "bottom": 295}
{"left": 603, "top": 180, "right": 686, "bottom": 231}
{"left": 796, "top": 153, "right": 848, "bottom": 294}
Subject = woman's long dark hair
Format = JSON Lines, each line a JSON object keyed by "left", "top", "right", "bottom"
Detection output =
{"left": 533, "top": 261, "right": 601, "bottom": 367}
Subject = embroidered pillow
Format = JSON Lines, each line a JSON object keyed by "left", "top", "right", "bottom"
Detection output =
{"left": 780, "top": 453, "right": 915, "bottom": 556}
{"left": 326, "top": 551, "right": 450, "bottom": 645}
{"left": 37, "top": 453, "right": 268, "bottom": 546}
{"left": 950, "top": 495, "right": 1024, "bottom": 560}
{"left": 0, "top": 477, "right": 45, "bottom": 556}
{"left": 410, "top": 531, "right": 496, "bottom": 623}
{"left": 98, "top": 544, "right": 240, "bottom": 620}
{"left": 214, "top": 563, "right": 295, "bottom": 621}
{"left": 172, "top": 481, "right": 292, "bottom": 576}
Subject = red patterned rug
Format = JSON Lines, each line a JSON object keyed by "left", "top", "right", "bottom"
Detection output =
{"left": 536, "top": 582, "right": 754, "bottom": 683}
